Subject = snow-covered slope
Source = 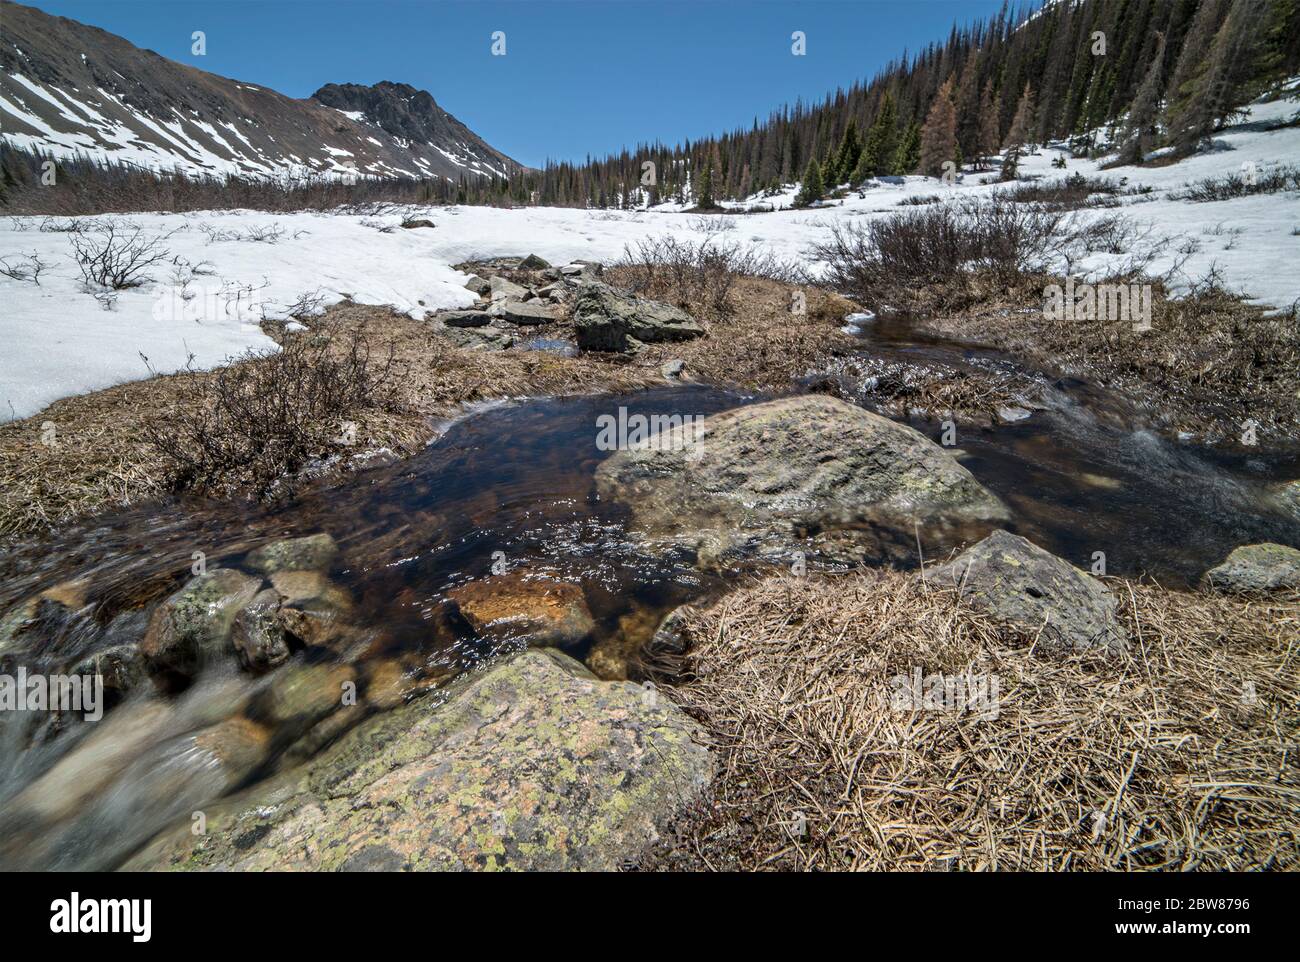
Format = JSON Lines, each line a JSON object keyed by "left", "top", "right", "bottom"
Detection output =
{"left": 0, "top": 1, "right": 521, "bottom": 182}
{"left": 1, "top": 89, "right": 1296, "bottom": 423}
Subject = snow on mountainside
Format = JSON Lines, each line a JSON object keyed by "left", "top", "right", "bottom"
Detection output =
{"left": 0, "top": 1, "right": 522, "bottom": 182}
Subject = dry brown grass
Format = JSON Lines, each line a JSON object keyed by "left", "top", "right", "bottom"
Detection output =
{"left": 927, "top": 281, "right": 1300, "bottom": 439}
{"left": 644, "top": 568, "right": 1299, "bottom": 871}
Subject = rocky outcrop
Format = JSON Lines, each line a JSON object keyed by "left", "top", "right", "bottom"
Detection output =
{"left": 447, "top": 573, "right": 595, "bottom": 649}
{"left": 1203, "top": 543, "right": 1300, "bottom": 592}
{"left": 127, "top": 649, "right": 712, "bottom": 871}
{"left": 595, "top": 394, "right": 1007, "bottom": 566}
{"left": 572, "top": 282, "right": 704, "bottom": 353}
{"left": 926, "top": 530, "right": 1127, "bottom": 656}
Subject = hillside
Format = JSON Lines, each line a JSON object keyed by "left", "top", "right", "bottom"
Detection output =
{"left": 0, "top": 0, "right": 521, "bottom": 183}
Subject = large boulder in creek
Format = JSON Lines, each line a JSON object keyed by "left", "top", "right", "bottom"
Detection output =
{"left": 1202, "top": 543, "right": 1300, "bottom": 593}
{"left": 446, "top": 573, "right": 595, "bottom": 649}
{"left": 127, "top": 648, "right": 712, "bottom": 871}
{"left": 140, "top": 569, "right": 263, "bottom": 687}
{"left": 573, "top": 282, "right": 704, "bottom": 352}
{"left": 594, "top": 394, "right": 1007, "bottom": 567}
{"left": 926, "top": 530, "right": 1127, "bottom": 656}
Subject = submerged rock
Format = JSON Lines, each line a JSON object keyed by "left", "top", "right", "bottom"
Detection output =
{"left": 447, "top": 573, "right": 595, "bottom": 649}
{"left": 926, "top": 530, "right": 1127, "bottom": 656}
{"left": 1203, "top": 543, "right": 1300, "bottom": 593}
{"left": 140, "top": 569, "right": 263, "bottom": 687}
{"left": 572, "top": 281, "right": 704, "bottom": 353}
{"left": 127, "top": 649, "right": 712, "bottom": 871}
{"left": 232, "top": 589, "right": 290, "bottom": 672}
{"left": 245, "top": 533, "right": 338, "bottom": 575}
{"left": 595, "top": 394, "right": 1007, "bottom": 566}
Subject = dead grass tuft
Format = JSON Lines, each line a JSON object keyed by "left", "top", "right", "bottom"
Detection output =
{"left": 644, "top": 569, "right": 1299, "bottom": 871}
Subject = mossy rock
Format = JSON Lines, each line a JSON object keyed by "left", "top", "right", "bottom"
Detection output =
{"left": 127, "top": 649, "right": 712, "bottom": 871}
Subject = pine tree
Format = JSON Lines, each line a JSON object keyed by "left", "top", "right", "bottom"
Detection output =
{"left": 1000, "top": 83, "right": 1034, "bottom": 180}
{"left": 696, "top": 156, "right": 715, "bottom": 209}
{"left": 830, "top": 121, "right": 862, "bottom": 186}
{"left": 891, "top": 121, "right": 921, "bottom": 175}
{"left": 978, "top": 79, "right": 1001, "bottom": 169}
{"left": 1118, "top": 32, "right": 1166, "bottom": 164}
{"left": 860, "top": 92, "right": 898, "bottom": 179}
{"left": 795, "top": 156, "right": 824, "bottom": 206}
{"left": 919, "top": 77, "right": 959, "bottom": 176}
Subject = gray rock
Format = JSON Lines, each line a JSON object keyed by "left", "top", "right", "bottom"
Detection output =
{"left": 245, "top": 533, "right": 338, "bottom": 574}
{"left": 517, "top": 253, "right": 551, "bottom": 270}
{"left": 499, "top": 299, "right": 559, "bottom": 325}
{"left": 489, "top": 276, "right": 528, "bottom": 302}
{"left": 69, "top": 642, "right": 147, "bottom": 701}
{"left": 595, "top": 394, "right": 1007, "bottom": 566}
{"left": 127, "top": 649, "right": 712, "bottom": 871}
{"left": 572, "top": 282, "right": 704, "bottom": 353}
{"left": 927, "top": 530, "right": 1127, "bottom": 656}
{"left": 437, "top": 308, "right": 492, "bottom": 328}
{"left": 439, "top": 325, "right": 515, "bottom": 352}
{"left": 463, "top": 275, "right": 490, "bottom": 296}
{"left": 661, "top": 358, "right": 686, "bottom": 379}
{"left": 140, "top": 569, "right": 264, "bottom": 686}
{"left": 1202, "top": 543, "right": 1300, "bottom": 592}
{"left": 232, "top": 589, "right": 290, "bottom": 672}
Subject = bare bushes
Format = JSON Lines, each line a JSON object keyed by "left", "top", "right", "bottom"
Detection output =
{"left": 145, "top": 329, "right": 405, "bottom": 498}
{"left": 812, "top": 198, "right": 1142, "bottom": 311}
{"left": 613, "top": 235, "right": 806, "bottom": 320}
{"left": 69, "top": 220, "right": 172, "bottom": 289}
{"left": 1173, "top": 165, "right": 1300, "bottom": 202}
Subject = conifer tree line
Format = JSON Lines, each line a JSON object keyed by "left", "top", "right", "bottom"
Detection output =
{"left": 5, "top": 0, "right": 1297, "bottom": 213}
{"left": 478, "top": 0, "right": 1300, "bottom": 208}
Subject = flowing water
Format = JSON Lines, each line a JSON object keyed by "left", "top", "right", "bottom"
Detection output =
{"left": 1, "top": 318, "right": 1297, "bottom": 869}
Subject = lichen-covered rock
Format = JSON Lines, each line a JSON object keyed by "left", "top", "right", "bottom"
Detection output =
{"left": 500, "top": 299, "right": 559, "bottom": 325}
{"left": 245, "top": 534, "right": 337, "bottom": 574}
{"left": 1203, "top": 543, "right": 1300, "bottom": 592}
{"left": 447, "top": 573, "right": 595, "bottom": 649}
{"left": 926, "top": 530, "right": 1127, "bottom": 656}
{"left": 489, "top": 275, "right": 528, "bottom": 302}
{"left": 573, "top": 281, "right": 703, "bottom": 352}
{"left": 595, "top": 394, "right": 1007, "bottom": 566}
{"left": 232, "top": 589, "right": 290, "bottom": 672}
{"left": 127, "top": 649, "right": 712, "bottom": 871}
{"left": 140, "top": 569, "right": 263, "bottom": 686}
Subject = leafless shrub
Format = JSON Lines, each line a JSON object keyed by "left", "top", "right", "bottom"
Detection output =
{"left": 69, "top": 221, "right": 172, "bottom": 289}
{"left": 359, "top": 217, "right": 397, "bottom": 233}
{"left": 0, "top": 251, "right": 46, "bottom": 284}
{"left": 994, "top": 173, "right": 1123, "bottom": 210}
{"left": 898, "top": 194, "right": 941, "bottom": 206}
{"left": 38, "top": 216, "right": 91, "bottom": 233}
{"left": 812, "top": 198, "right": 1126, "bottom": 309}
{"left": 244, "top": 223, "right": 286, "bottom": 243}
{"left": 1173, "top": 165, "right": 1300, "bottom": 202}
{"left": 145, "top": 329, "right": 406, "bottom": 498}
{"left": 689, "top": 214, "right": 738, "bottom": 234}
{"left": 616, "top": 235, "right": 807, "bottom": 320}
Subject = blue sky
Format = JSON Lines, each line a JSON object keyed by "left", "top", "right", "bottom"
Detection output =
{"left": 25, "top": 0, "right": 1019, "bottom": 168}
